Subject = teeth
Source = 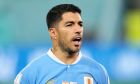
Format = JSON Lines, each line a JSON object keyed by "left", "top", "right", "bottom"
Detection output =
{"left": 73, "top": 37, "right": 81, "bottom": 41}
{"left": 77, "top": 37, "right": 80, "bottom": 39}
{"left": 75, "top": 38, "right": 81, "bottom": 41}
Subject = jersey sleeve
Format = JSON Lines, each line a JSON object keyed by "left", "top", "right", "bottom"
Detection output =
{"left": 14, "top": 61, "right": 38, "bottom": 84}
{"left": 14, "top": 72, "right": 29, "bottom": 84}
{"left": 99, "top": 64, "right": 110, "bottom": 84}
{"left": 14, "top": 73, "right": 23, "bottom": 84}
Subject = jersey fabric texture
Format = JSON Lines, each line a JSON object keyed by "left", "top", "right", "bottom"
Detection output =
{"left": 14, "top": 49, "right": 109, "bottom": 84}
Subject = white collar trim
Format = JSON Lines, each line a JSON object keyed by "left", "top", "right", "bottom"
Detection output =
{"left": 47, "top": 49, "right": 82, "bottom": 65}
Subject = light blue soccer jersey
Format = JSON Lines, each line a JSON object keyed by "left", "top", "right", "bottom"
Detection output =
{"left": 14, "top": 49, "right": 109, "bottom": 84}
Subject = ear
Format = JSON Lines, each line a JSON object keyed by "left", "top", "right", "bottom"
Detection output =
{"left": 48, "top": 28, "right": 57, "bottom": 40}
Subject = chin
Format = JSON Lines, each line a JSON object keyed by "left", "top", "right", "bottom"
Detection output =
{"left": 72, "top": 48, "right": 80, "bottom": 53}
{"left": 67, "top": 48, "right": 79, "bottom": 55}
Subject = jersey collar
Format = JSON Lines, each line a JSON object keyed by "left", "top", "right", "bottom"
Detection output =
{"left": 47, "top": 49, "right": 82, "bottom": 65}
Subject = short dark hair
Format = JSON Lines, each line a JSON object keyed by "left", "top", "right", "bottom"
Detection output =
{"left": 46, "top": 4, "right": 81, "bottom": 29}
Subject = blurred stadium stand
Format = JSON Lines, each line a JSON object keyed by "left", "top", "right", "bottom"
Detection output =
{"left": 0, "top": 0, "right": 140, "bottom": 84}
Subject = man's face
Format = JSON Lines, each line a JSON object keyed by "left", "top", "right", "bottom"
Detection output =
{"left": 56, "top": 12, "right": 83, "bottom": 54}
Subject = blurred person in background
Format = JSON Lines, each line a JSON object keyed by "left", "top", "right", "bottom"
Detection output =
{"left": 14, "top": 4, "right": 109, "bottom": 84}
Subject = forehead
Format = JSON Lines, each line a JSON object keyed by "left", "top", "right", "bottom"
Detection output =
{"left": 61, "top": 12, "right": 82, "bottom": 22}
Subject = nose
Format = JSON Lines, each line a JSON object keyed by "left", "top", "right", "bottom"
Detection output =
{"left": 74, "top": 24, "right": 83, "bottom": 35}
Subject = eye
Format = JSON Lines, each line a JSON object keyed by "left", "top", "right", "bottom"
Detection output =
{"left": 65, "top": 23, "right": 73, "bottom": 27}
{"left": 79, "top": 22, "right": 83, "bottom": 27}
{"left": 65, "top": 21, "right": 74, "bottom": 27}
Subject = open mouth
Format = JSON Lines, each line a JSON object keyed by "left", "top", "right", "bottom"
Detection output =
{"left": 73, "top": 37, "right": 82, "bottom": 42}
{"left": 72, "top": 36, "right": 82, "bottom": 46}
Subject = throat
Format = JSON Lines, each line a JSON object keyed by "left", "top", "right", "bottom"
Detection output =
{"left": 63, "top": 55, "right": 78, "bottom": 64}
{"left": 51, "top": 48, "right": 79, "bottom": 64}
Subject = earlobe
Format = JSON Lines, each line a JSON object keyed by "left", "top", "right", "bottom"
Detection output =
{"left": 49, "top": 28, "right": 57, "bottom": 39}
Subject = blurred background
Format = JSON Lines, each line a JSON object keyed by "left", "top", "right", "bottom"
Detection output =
{"left": 0, "top": 0, "right": 140, "bottom": 84}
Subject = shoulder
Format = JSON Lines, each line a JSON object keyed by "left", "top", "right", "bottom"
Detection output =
{"left": 81, "top": 56, "right": 110, "bottom": 84}
{"left": 81, "top": 55, "right": 102, "bottom": 69}
{"left": 22, "top": 54, "right": 49, "bottom": 73}
{"left": 14, "top": 54, "right": 49, "bottom": 84}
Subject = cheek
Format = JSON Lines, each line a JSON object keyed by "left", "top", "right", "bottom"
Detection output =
{"left": 59, "top": 32, "right": 68, "bottom": 41}
{"left": 81, "top": 29, "right": 84, "bottom": 34}
{"left": 62, "top": 34, "right": 72, "bottom": 44}
{"left": 57, "top": 29, "right": 73, "bottom": 42}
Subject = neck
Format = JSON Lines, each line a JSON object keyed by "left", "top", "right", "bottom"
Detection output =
{"left": 51, "top": 47, "right": 79, "bottom": 64}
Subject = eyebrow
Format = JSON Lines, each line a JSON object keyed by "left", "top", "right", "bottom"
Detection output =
{"left": 65, "top": 21, "right": 83, "bottom": 24}
{"left": 65, "top": 21, "right": 74, "bottom": 24}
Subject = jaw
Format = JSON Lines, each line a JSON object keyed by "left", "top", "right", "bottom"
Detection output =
{"left": 56, "top": 36, "right": 82, "bottom": 55}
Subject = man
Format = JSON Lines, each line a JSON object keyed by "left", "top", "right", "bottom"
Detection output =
{"left": 14, "top": 4, "right": 110, "bottom": 84}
